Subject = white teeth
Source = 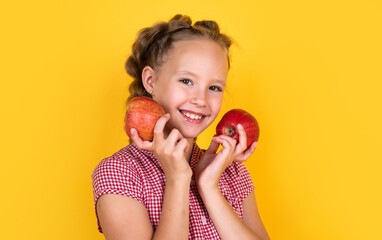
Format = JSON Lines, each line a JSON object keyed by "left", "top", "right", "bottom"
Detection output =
{"left": 183, "top": 111, "right": 202, "bottom": 120}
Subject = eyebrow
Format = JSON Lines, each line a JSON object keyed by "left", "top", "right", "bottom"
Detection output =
{"left": 178, "top": 70, "right": 226, "bottom": 86}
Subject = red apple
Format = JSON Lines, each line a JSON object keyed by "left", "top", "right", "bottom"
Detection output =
{"left": 216, "top": 109, "right": 259, "bottom": 149}
{"left": 124, "top": 96, "right": 165, "bottom": 141}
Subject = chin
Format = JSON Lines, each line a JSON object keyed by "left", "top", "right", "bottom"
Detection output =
{"left": 180, "top": 131, "right": 200, "bottom": 139}
{"left": 179, "top": 128, "right": 204, "bottom": 139}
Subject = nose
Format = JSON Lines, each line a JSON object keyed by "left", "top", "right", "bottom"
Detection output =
{"left": 190, "top": 89, "right": 207, "bottom": 107}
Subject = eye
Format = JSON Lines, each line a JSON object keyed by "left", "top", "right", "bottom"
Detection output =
{"left": 179, "top": 78, "right": 192, "bottom": 85}
{"left": 209, "top": 85, "right": 223, "bottom": 92}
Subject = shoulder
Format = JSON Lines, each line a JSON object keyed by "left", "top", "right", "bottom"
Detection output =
{"left": 224, "top": 161, "right": 252, "bottom": 182}
{"left": 91, "top": 144, "right": 151, "bottom": 194}
{"left": 91, "top": 146, "right": 131, "bottom": 179}
{"left": 91, "top": 144, "right": 163, "bottom": 191}
{"left": 91, "top": 145, "right": 153, "bottom": 206}
{"left": 92, "top": 144, "right": 156, "bottom": 177}
{"left": 91, "top": 145, "right": 161, "bottom": 234}
{"left": 220, "top": 161, "right": 255, "bottom": 199}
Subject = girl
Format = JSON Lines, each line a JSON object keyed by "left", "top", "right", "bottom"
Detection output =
{"left": 92, "top": 14, "right": 270, "bottom": 240}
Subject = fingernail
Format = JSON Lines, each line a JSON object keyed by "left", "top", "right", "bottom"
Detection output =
{"left": 238, "top": 124, "right": 243, "bottom": 129}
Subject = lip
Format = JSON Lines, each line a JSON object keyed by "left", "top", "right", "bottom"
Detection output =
{"left": 178, "top": 109, "right": 208, "bottom": 124}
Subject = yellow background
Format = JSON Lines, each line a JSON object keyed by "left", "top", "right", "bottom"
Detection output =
{"left": 1, "top": 0, "right": 381, "bottom": 239}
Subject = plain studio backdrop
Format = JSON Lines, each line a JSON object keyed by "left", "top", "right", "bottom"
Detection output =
{"left": 1, "top": 0, "right": 381, "bottom": 239}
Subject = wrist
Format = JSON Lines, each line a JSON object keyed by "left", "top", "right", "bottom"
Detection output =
{"left": 165, "top": 174, "right": 192, "bottom": 187}
{"left": 196, "top": 180, "right": 220, "bottom": 197}
{"left": 195, "top": 172, "right": 219, "bottom": 190}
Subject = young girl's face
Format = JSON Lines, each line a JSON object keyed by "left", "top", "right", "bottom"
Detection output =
{"left": 150, "top": 39, "right": 228, "bottom": 139}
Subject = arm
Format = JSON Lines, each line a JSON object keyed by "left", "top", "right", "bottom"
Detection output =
{"left": 198, "top": 185, "right": 263, "bottom": 240}
{"left": 97, "top": 177, "right": 190, "bottom": 240}
{"left": 195, "top": 124, "right": 267, "bottom": 239}
{"left": 96, "top": 114, "right": 192, "bottom": 240}
{"left": 96, "top": 194, "right": 153, "bottom": 240}
{"left": 242, "top": 191, "right": 271, "bottom": 240}
{"left": 153, "top": 178, "right": 190, "bottom": 240}
{"left": 130, "top": 113, "right": 192, "bottom": 239}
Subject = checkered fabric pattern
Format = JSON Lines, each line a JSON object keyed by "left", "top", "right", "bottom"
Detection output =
{"left": 91, "top": 142, "right": 255, "bottom": 239}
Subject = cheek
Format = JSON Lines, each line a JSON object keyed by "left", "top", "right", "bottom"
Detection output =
{"left": 171, "top": 89, "right": 187, "bottom": 100}
{"left": 209, "top": 95, "right": 224, "bottom": 116}
{"left": 160, "top": 88, "right": 187, "bottom": 111}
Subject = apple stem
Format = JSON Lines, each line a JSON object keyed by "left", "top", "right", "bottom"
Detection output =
{"left": 228, "top": 128, "right": 235, "bottom": 135}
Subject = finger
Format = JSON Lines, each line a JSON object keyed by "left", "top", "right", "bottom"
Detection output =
{"left": 174, "top": 138, "right": 190, "bottom": 155}
{"left": 153, "top": 113, "right": 170, "bottom": 141}
{"left": 205, "top": 136, "right": 221, "bottom": 155}
{"left": 236, "top": 124, "right": 248, "bottom": 152}
{"left": 213, "top": 136, "right": 236, "bottom": 168}
{"left": 214, "top": 135, "right": 237, "bottom": 150}
{"left": 166, "top": 128, "right": 184, "bottom": 148}
{"left": 213, "top": 136, "right": 235, "bottom": 158}
{"left": 130, "top": 128, "right": 152, "bottom": 150}
{"left": 235, "top": 141, "right": 258, "bottom": 161}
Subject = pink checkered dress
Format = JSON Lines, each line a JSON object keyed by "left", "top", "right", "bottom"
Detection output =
{"left": 92, "top": 142, "right": 255, "bottom": 239}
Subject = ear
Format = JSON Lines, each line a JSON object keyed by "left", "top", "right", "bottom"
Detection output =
{"left": 141, "top": 66, "right": 156, "bottom": 94}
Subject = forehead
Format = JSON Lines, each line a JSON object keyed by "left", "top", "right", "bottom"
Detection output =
{"left": 161, "top": 39, "right": 229, "bottom": 75}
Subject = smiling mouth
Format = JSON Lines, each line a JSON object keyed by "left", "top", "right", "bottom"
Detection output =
{"left": 179, "top": 110, "right": 206, "bottom": 121}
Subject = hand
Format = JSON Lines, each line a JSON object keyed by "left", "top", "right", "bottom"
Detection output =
{"left": 130, "top": 113, "right": 192, "bottom": 182}
{"left": 194, "top": 124, "right": 257, "bottom": 190}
